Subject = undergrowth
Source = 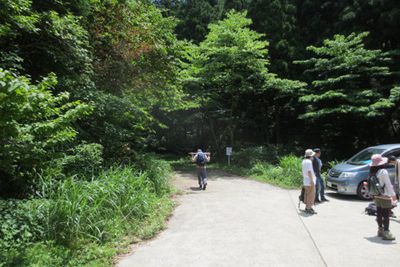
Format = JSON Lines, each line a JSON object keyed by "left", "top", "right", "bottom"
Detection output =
{"left": 0, "top": 161, "right": 174, "bottom": 267}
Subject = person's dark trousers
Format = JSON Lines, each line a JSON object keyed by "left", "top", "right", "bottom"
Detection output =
{"left": 315, "top": 176, "right": 325, "bottom": 201}
{"left": 197, "top": 166, "right": 207, "bottom": 187}
{"left": 377, "top": 207, "right": 390, "bottom": 231}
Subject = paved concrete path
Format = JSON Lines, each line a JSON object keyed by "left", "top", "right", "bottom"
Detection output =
{"left": 117, "top": 170, "right": 400, "bottom": 267}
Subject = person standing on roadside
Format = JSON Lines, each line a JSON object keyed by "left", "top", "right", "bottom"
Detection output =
{"left": 192, "top": 149, "right": 211, "bottom": 190}
{"left": 388, "top": 155, "right": 400, "bottom": 199}
{"left": 370, "top": 154, "right": 396, "bottom": 240}
{"left": 312, "top": 148, "right": 329, "bottom": 202}
{"left": 302, "top": 149, "right": 317, "bottom": 214}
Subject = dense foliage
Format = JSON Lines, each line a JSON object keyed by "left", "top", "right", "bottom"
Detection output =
{"left": 0, "top": 69, "right": 91, "bottom": 196}
{"left": 295, "top": 32, "right": 399, "bottom": 153}
{"left": 157, "top": 0, "right": 400, "bottom": 159}
{"left": 0, "top": 0, "right": 180, "bottom": 265}
{"left": 0, "top": 0, "right": 187, "bottom": 195}
{"left": 1, "top": 0, "right": 400, "bottom": 265}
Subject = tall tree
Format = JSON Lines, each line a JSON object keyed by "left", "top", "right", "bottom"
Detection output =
{"left": 295, "top": 32, "right": 400, "bottom": 153}
{"left": 183, "top": 11, "right": 303, "bottom": 151}
{"left": 248, "top": 0, "right": 299, "bottom": 76}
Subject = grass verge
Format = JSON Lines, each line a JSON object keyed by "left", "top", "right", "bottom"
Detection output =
{"left": 0, "top": 161, "right": 175, "bottom": 267}
{"left": 210, "top": 155, "right": 303, "bottom": 189}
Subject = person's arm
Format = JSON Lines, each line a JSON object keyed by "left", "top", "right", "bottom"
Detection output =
{"left": 192, "top": 154, "right": 198, "bottom": 162}
{"left": 307, "top": 161, "right": 315, "bottom": 185}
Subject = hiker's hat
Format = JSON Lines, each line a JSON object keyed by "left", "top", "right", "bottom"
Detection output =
{"left": 369, "top": 154, "right": 388, "bottom": 166}
{"left": 304, "top": 149, "right": 315, "bottom": 157}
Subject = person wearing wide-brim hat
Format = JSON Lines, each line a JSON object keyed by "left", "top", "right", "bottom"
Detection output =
{"left": 302, "top": 149, "right": 317, "bottom": 214}
{"left": 369, "top": 154, "right": 396, "bottom": 240}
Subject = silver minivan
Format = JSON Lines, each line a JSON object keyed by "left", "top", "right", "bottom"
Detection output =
{"left": 326, "top": 144, "right": 400, "bottom": 200}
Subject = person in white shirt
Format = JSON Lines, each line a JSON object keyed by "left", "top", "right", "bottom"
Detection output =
{"left": 369, "top": 154, "right": 396, "bottom": 240}
{"left": 302, "top": 149, "right": 317, "bottom": 214}
{"left": 388, "top": 155, "right": 400, "bottom": 198}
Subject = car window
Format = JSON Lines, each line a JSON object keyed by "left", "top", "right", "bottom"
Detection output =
{"left": 347, "top": 148, "right": 386, "bottom": 165}
{"left": 384, "top": 149, "right": 400, "bottom": 158}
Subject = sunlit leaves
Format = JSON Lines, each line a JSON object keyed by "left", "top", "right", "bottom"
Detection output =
{"left": 296, "top": 32, "right": 396, "bottom": 120}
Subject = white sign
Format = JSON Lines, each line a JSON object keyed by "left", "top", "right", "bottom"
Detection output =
{"left": 226, "top": 147, "right": 232, "bottom": 156}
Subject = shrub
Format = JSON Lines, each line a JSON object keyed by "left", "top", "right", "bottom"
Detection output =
{"left": 0, "top": 68, "right": 91, "bottom": 197}
{"left": 0, "top": 199, "right": 45, "bottom": 267}
{"left": 231, "top": 145, "right": 301, "bottom": 167}
{"left": 249, "top": 155, "right": 302, "bottom": 188}
{"left": 53, "top": 143, "right": 104, "bottom": 179}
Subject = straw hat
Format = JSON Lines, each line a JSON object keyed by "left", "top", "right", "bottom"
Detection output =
{"left": 304, "top": 149, "right": 315, "bottom": 157}
{"left": 369, "top": 154, "right": 388, "bottom": 166}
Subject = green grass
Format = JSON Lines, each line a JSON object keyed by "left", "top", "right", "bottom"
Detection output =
{"left": 0, "top": 161, "right": 175, "bottom": 267}
{"left": 207, "top": 155, "right": 303, "bottom": 189}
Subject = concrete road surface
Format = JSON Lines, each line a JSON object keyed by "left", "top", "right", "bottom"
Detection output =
{"left": 117, "top": 170, "right": 400, "bottom": 267}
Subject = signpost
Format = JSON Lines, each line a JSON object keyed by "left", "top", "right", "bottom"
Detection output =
{"left": 226, "top": 147, "right": 232, "bottom": 166}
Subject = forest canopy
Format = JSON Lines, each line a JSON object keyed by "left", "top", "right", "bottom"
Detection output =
{"left": 1, "top": 0, "right": 400, "bottom": 193}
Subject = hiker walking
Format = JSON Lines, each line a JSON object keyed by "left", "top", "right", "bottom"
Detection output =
{"left": 191, "top": 149, "right": 210, "bottom": 190}
{"left": 369, "top": 154, "right": 396, "bottom": 240}
{"left": 302, "top": 149, "right": 317, "bottom": 214}
{"left": 312, "top": 148, "right": 328, "bottom": 202}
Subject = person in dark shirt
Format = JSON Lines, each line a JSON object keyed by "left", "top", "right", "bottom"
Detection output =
{"left": 312, "top": 148, "right": 328, "bottom": 202}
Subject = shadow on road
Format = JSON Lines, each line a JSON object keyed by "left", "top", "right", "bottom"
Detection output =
{"left": 325, "top": 192, "right": 367, "bottom": 203}
{"left": 189, "top": 186, "right": 202, "bottom": 191}
{"left": 364, "top": 236, "right": 397, "bottom": 245}
{"left": 297, "top": 210, "right": 317, "bottom": 218}
{"left": 390, "top": 218, "right": 400, "bottom": 224}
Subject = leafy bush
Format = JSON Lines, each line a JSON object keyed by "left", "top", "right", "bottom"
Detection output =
{"left": 249, "top": 155, "right": 302, "bottom": 188}
{"left": 0, "top": 68, "right": 91, "bottom": 197}
{"left": 0, "top": 199, "right": 44, "bottom": 266}
{"left": 232, "top": 145, "right": 301, "bottom": 167}
{"left": 53, "top": 143, "right": 104, "bottom": 179}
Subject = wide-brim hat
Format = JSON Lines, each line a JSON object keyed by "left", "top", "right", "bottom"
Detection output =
{"left": 369, "top": 154, "right": 388, "bottom": 166}
{"left": 304, "top": 149, "right": 315, "bottom": 157}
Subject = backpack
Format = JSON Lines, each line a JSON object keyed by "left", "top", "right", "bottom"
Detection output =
{"left": 367, "top": 172, "right": 384, "bottom": 196}
{"left": 196, "top": 152, "right": 207, "bottom": 166}
{"left": 365, "top": 202, "right": 377, "bottom": 216}
{"left": 365, "top": 202, "right": 396, "bottom": 217}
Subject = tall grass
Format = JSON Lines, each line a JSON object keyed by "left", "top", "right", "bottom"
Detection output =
{"left": 0, "top": 161, "right": 174, "bottom": 266}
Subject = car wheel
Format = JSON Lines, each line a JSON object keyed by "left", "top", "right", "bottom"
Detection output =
{"left": 357, "top": 181, "right": 372, "bottom": 200}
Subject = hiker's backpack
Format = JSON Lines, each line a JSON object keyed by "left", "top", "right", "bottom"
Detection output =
{"left": 365, "top": 202, "right": 396, "bottom": 218}
{"left": 196, "top": 152, "right": 207, "bottom": 166}
{"left": 367, "top": 172, "right": 384, "bottom": 196}
{"left": 365, "top": 202, "right": 377, "bottom": 216}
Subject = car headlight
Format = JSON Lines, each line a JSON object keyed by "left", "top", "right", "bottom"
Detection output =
{"left": 339, "top": 172, "right": 356, "bottom": 179}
